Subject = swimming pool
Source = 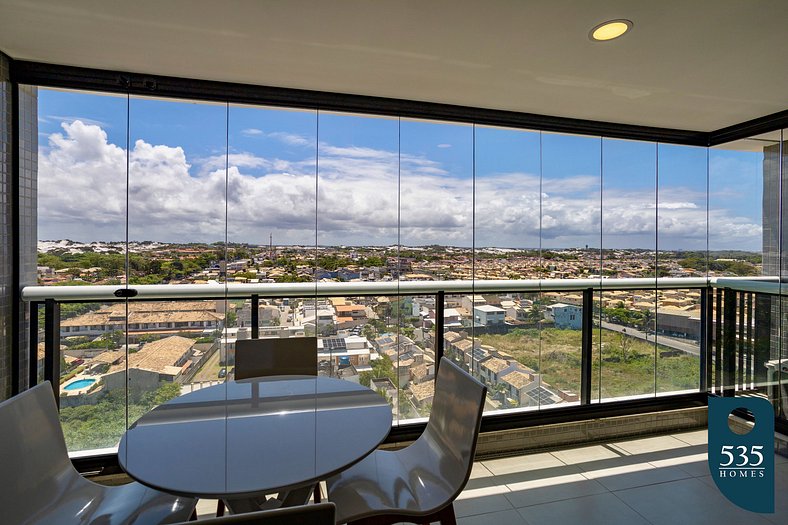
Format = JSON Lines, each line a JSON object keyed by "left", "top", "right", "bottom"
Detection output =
{"left": 63, "top": 378, "right": 96, "bottom": 391}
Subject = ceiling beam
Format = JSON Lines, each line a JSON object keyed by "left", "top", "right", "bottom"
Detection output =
{"left": 11, "top": 59, "right": 711, "bottom": 146}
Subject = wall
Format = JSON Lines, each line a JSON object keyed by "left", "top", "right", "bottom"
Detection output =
{"left": 0, "top": 52, "right": 11, "bottom": 400}
{"left": 0, "top": 54, "right": 37, "bottom": 400}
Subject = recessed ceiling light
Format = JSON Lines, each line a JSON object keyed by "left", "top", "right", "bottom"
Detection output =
{"left": 590, "top": 19, "right": 633, "bottom": 41}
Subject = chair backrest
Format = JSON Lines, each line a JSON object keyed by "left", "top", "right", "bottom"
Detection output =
{"left": 172, "top": 502, "right": 335, "bottom": 524}
{"left": 235, "top": 337, "right": 318, "bottom": 379}
{"left": 0, "top": 382, "right": 77, "bottom": 517}
{"left": 420, "top": 358, "right": 487, "bottom": 497}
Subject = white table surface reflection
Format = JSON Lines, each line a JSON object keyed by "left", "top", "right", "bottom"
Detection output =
{"left": 118, "top": 376, "right": 392, "bottom": 500}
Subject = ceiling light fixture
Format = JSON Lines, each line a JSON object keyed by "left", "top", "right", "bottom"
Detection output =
{"left": 590, "top": 19, "right": 633, "bottom": 41}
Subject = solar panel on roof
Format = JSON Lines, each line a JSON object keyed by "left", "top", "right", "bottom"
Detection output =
{"left": 525, "top": 386, "right": 558, "bottom": 405}
{"left": 323, "top": 338, "right": 347, "bottom": 350}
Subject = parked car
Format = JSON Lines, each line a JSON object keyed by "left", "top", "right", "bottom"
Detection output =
{"left": 218, "top": 368, "right": 227, "bottom": 378}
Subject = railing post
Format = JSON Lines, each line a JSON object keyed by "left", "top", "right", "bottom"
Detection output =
{"left": 29, "top": 301, "right": 40, "bottom": 387}
{"left": 737, "top": 292, "right": 745, "bottom": 389}
{"left": 715, "top": 288, "right": 723, "bottom": 394}
{"left": 700, "top": 288, "right": 710, "bottom": 392}
{"left": 722, "top": 289, "right": 737, "bottom": 397}
{"left": 753, "top": 293, "right": 772, "bottom": 393}
{"left": 745, "top": 292, "right": 753, "bottom": 388}
{"left": 251, "top": 294, "right": 259, "bottom": 339}
{"left": 435, "top": 290, "right": 445, "bottom": 370}
{"left": 44, "top": 298, "right": 60, "bottom": 406}
{"left": 581, "top": 288, "right": 593, "bottom": 405}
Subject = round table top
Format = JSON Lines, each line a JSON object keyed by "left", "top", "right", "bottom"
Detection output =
{"left": 118, "top": 376, "right": 392, "bottom": 499}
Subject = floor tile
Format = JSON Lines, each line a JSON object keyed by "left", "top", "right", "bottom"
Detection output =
{"left": 582, "top": 462, "right": 692, "bottom": 491}
{"left": 504, "top": 472, "right": 608, "bottom": 508}
{"left": 615, "top": 477, "right": 774, "bottom": 525}
{"left": 454, "top": 493, "right": 514, "bottom": 518}
{"left": 481, "top": 452, "right": 566, "bottom": 476}
{"left": 516, "top": 492, "right": 650, "bottom": 525}
{"left": 485, "top": 464, "right": 583, "bottom": 488}
{"left": 649, "top": 452, "right": 710, "bottom": 477}
{"left": 550, "top": 444, "right": 622, "bottom": 465}
{"left": 673, "top": 429, "right": 708, "bottom": 446}
{"left": 612, "top": 434, "right": 692, "bottom": 455}
{"left": 464, "top": 462, "right": 502, "bottom": 491}
{"left": 469, "top": 462, "right": 495, "bottom": 479}
{"left": 765, "top": 461, "right": 788, "bottom": 523}
{"left": 457, "top": 508, "right": 528, "bottom": 525}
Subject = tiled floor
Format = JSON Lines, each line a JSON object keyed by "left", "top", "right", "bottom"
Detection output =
{"left": 195, "top": 430, "right": 787, "bottom": 524}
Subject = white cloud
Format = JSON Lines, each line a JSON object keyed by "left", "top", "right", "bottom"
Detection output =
{"left": 241, "top": 128, "right": 263, "bottom": 136}
{"left": 47, "top": 115, "right": 109, "bottom": 128}
{"left": 267, "top": 131, "right": 312, "bottom": 147}
{"left": 37, "top": 120, "right": 763, "bottom": 250}
{"left": 437, "top": 143, "right": 452, "bottom": 148}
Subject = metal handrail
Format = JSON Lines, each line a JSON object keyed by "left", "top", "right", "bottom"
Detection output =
{"left": 21, "top": 276, "right": 722, "bottom": 302}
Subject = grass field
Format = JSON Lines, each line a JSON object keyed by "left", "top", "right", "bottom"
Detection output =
{"left": 479, "top": 328, "right": 700, "bottom": 399}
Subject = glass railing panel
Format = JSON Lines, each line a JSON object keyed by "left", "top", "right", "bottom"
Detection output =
{"left": 58, "top": 300, "right": 128, "bottom": 452}
{"left": 393, "top": 294, "right": 435, "bottom": 422}
{"left": 535, "top": 291, "right": 582, "bottom": 408}
{"left": 599, "top": 289, "right": 656, "bottom": 400}
{"left": 591, "top": 291, "right": 603, "bottom": 402}
{"left": 656, "top": 288, "right": 703, "bottom": 395}
{"left": 472, "top": 291, "right": 550, "bottom": 411}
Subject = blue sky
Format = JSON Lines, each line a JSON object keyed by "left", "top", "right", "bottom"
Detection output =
{"left": 37, "top": 88, "right": 764, "bottom": 251}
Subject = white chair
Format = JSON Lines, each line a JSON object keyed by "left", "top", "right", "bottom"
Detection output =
{"left": 234, "top": 337, "right": 318, "bottom": 379}
{"left": 0, "top": 381, "right": 196, "bottom": 525}
{"left": 326, "top": 358, "right": 487, "bottom": 525}
{"left": 172, "top": 503, "right": 335, "bottom": 524}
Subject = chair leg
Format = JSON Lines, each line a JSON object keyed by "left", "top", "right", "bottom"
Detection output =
{"left": 313, "top": 482, "right": 322, "bottom": 503}
{"left": 434, "top": 503, "right": 457, "bottom": 525}
{"left": 216, "top": 499, "right": 225, "bottom": 517}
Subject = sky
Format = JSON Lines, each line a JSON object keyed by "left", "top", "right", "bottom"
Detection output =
{"left": 37, "top": 88, "right": 765, "bottom": 251}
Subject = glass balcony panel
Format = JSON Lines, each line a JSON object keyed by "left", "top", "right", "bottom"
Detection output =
{"left": 58, "top": 301, "right": 127, "bottom": 452}
{"left": 656, "top": 144, "right": 707, "bottom": 395}
{"left": 227, "top": 104, "right": 318, "bottom": 250}
{"left": 225, "top": 105, "right": 318, "bottom": 377}
{"left": 392, "top": 294, "right": 433, "bottom": 422}
{"left": 401, "top": 119, "right": 473, "bottom": 420}
{"left": 36, "top": 88, "right": 128, "bottom": 287}
{"left": 535, "top": 291, "right": 582, "bottom": 408}
{"left": 36, "top": 89, "right": 131, "bottom": 453}
{"left": 474, "top": 125, "right": 541, "bottom": 276}
{"left": 127, "top": 96, "right": 229, "bottom": 424}
{"left": 541, "top": 133, "right": 601, "bottom": 403}
{"left": 591, "top": 291, "right": 603, "bottom": 401}
{"left": 710, "top": 133, "right": 778, "bottom": 404}
{"left": 601, "top": 138, "right": 656, "bottom": 400}
{"left": 599, "top": 289, "right": 656, "bottom": 400}
{"left": 655, "top": 289, "right": 703, "bottom": 395}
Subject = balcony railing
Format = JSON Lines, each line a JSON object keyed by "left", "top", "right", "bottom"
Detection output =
{"left": 20, "top": 276, "right": 788, "bottom": 457}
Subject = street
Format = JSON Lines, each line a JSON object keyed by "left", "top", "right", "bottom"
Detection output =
{"left": 600, "top": 321, "right": 700, "bottom": 356}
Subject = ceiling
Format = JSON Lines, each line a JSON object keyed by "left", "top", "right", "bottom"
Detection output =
{"left": 1, "top": 0, "right": 786, "bottom": 132}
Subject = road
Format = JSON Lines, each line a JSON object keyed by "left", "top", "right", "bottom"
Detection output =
{"left": 600, "top": 321, "right": 700, "bottom": 356}
{"left": 191, "top": 348, "right": 223, "bottom": 383}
